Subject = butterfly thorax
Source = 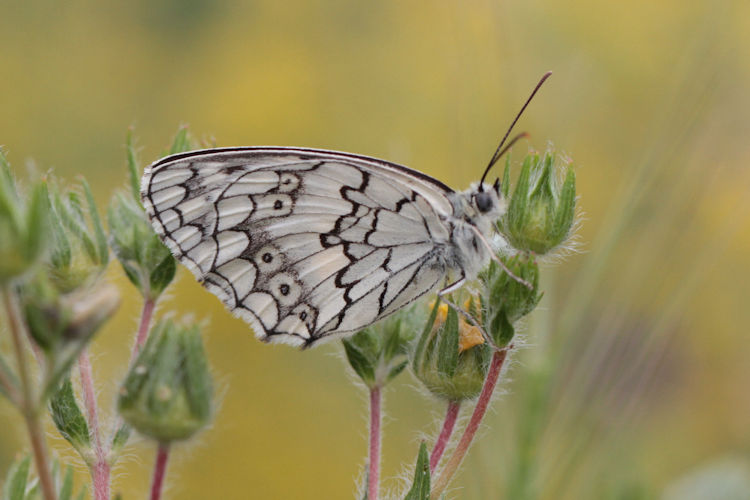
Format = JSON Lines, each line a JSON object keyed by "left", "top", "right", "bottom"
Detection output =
{"left": 443, "top": 184, "right": 506, "bottom": 280}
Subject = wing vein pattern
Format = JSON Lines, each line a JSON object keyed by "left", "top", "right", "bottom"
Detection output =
{"left": 142, "top": 147, "right": 456, "bottom": 347}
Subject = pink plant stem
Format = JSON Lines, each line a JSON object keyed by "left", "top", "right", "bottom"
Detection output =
{"left": 368, "top": 385, "right": 382, "bottom": 500}
{"left": 2, "top": 289, "right": 57, "bottom": 500}
{"left": 430, "top": 347, "right": 511, "bottom": 499}
{"left": 150, "top": 444, "right": 170, "bottom": 500}
{"left": 430, "top": 400, "right": 461, "bottom": 473}
{"left": 78, "top": 350, "right": 111, "bottom": 500}
{"left": 130, "top": 298, "right": 155, "bottom": 364}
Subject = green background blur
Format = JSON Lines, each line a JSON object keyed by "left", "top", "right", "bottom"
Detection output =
{"left": 1, "top": 1, "right": 749, "bottom": 499}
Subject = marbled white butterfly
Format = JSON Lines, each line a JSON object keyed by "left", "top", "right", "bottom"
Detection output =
{"left": 141, "top": 74, "right": 550, "bottom": 347}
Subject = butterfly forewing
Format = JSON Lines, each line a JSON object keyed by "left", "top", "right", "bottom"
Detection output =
{"left": 142, "top": 147, "right": 456, "bottom": 347}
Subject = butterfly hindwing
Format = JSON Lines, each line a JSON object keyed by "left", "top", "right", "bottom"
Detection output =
{"left": 142, "top": 147, "right": 456, "bottom": 346}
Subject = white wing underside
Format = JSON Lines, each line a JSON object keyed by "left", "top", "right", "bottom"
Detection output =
{"left": 141, "top": 147, "right": 456, "bottom": 347}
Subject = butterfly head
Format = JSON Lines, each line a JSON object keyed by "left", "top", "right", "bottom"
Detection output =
{"left": 469, "top": 181, "right": 505, "bottom": 218}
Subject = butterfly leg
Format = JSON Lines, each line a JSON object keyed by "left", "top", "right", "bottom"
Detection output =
{"left": 438, "top": 275, "right": 495, "bottom": 347}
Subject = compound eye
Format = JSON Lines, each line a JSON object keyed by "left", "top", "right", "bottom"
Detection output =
{"left": 475, "top": 191, "right": 494, "bottom": 213}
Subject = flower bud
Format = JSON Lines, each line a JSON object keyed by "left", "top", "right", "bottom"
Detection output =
{"left": 498, "top": 150, "right": 576, "bottom": 255}
{"left": 108, "top": 193, "right": 176, "bottom": 301}
{"left": 118, "top": 319, "right": 213, "bottom": 443}
{"left": 0, "top": 152, "right": 50, "bottom": 284}
{"left": 47, "top": 179, "right": 109, "bottom": 292}
{"left": 342, "top": 310, "right": 415, "bottom": 389}
{"left": 480, "top": 254, "right": 542, "bottom": 347}
{"left": 21, "top": 279, "right": 120, "bottom": 353}
{"left": 411, "top": 301, "right": 492, "bottom": 401}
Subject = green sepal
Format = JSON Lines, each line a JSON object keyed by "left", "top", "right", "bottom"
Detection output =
{"left": 81, "top": 178, "right": 109, "bottom": 267}
{"left": 168, "top": 126, "right": 191, "bottom": 155}
{"left": 386, "top": 359, "right": 409, "bottom": 384}
{"left": 49, "top": 377, "right": 92, "bottom": 460}
{"left": 149, "top": 253, "right": 177, "bottom": 300}
{"left": 404, "top": 442, "right": 430, "bottom": 500}
{"left": 342, "top": 336, "right": 376, "bottom": 387}
{"left": 126, "top": 129, "right": 142, "bottom": 203}
{"left": 437, "top": 307, "right": 459, "bottom": 378}
{"left": 2, "top": 455, "right": 31, "bottom": 500}
{"left": 110, "top": 422, "right": 132, "bottom": 456}
{"left": 411, "top": 299, "right": 441, "bottom": 375}
{"left": 501, "top": 155, "right": 511, "bottom": 198}
{"left": 490, "top": 309, "right": 515, "bottom": 347}
{"left": 552, "top": 168, "right": 576, "bottom": 244}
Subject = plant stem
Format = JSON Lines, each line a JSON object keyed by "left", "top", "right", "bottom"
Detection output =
{"left": 150, "top": 443, "right": 170, "bottom": 500}
{"left": 430, "top": 347, "right": 510, "bottom": 500}
{"left": 2, "top": 288, "right": 57, "bottom": 500}
{"left": 368, "top": 385, "right": 382, "bottom": 500}
{"left": 430, "top": 400, "right": 461, "bottom": 473}
{"left": 78, "top": 350, "right": 111, "bottom": 500}
{"left": 131, "top": 297, "right": 155, "bottom": 364}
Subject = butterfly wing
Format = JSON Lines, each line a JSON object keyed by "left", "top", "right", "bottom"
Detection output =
{"left": 142, "top": 147, "right": 456, "bottom": 347}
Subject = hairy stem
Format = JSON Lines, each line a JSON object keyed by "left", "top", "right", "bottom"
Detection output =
{"left": 368, "top": 385, "right": 382, "bottom": 500}
{"left": 3, "top": 288, "right": 57, "bottom": 500}
{"left": 430, "top": 400, "right": 461, "bottom": 473}
{"left": 430, "top": 347, "right": 510, "bottom": 499}
{"left": 78, "top": 350, "right": 111, "bottom": 500}
{"left": 150, "top": 443, "right": 170, "bottom": 500}
{"left": 131, "top": 297, "right": 155, "bottom": 364}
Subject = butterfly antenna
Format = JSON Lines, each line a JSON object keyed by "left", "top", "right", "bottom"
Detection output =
{"left": 478, "top": 71, "right": 552, "bottom": 190}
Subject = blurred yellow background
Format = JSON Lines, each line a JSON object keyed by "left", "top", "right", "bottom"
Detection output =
{"left": 1, "top": 1, "right": 749, "bottom": 499}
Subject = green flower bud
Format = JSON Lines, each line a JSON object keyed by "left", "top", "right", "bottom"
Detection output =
{"left": 0, "top": 151, "right": 50, "bottom": 285}
{"left": 47, "top": 179, "right": 109, "bottom": 293}
{"left": 480, "top": 254, "right": 542, "bottom": 347}
{"left": 411, "top": 300, "right": 492, "bottom": 401}
{"left": 21, "top": 279, "right": 120, "bottom": 353}
{"left": 498, "top": 150, "right": 576, "bottom": 255}
{"left": 118, "top": 319, "right": 213, "bottom": 443}
{"left": 108, "top": 192, "right": 176, "bottom": 301}
{"left": 342, "top": 310, "right": 415, "bottom": 389}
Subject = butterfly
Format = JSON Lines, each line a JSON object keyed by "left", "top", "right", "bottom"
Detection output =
{"left": 140, "top": 74, "right": 550, "bottom": 348}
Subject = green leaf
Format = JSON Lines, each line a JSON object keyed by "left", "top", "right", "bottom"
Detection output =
{"left": 3, "top": 455, "right": 31, "bottom": 500}
{"left": 404, "top": 442, "right": 430, "bottom": 500}
{"left": 49, "top": 378, "right": 92, "bottom": 457}
{"left": 437, "top": 307, "right": 459, "bottom": 377}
